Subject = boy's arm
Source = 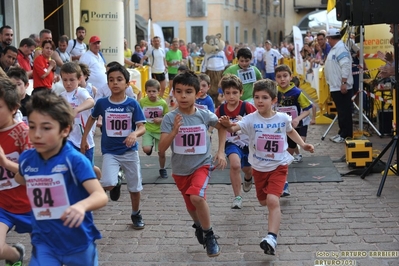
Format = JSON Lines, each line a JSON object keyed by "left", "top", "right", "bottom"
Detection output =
{"left": 218, "top": 116, "right": 242, "bottom": 133}
{"left": 14, "top": 172, "right": 26, "bottom": 185}
{"left": 213, "top": 122, "right": 227, "bottom": 169}
{"left": 74, "top": 98, "right": 94, "bottom": 115}
{"left": 81, "top": 116, "right": 97, "bottom": 152}
{"left": 292, "top": 109, "right": 310, "bottom": 128}
{"left": 124, "top": 123, "right": 146, "bottom": 148}
{"left": 0, "top": 145, "right": 18, "bottom": 174}
{"left": 287, "top": 129, "right": 314, "bottom": 153}
{"left": 61, "top": 178, "right": 107, "bottom": 228}
{"left": 159, "top": 113, "right": 182, "bottom": 153}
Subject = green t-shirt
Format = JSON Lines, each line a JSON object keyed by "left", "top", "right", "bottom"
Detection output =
{"left": 139, "top": 96, "right": 169, "bottom": 133}
{"left": 223, "top": 64, "right": 262, "bottom": 101}
{"left": 165, "top": 49, "right": 183, "bottom": 74}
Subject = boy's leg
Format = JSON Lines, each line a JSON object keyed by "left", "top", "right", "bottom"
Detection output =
{"left": 0, "top": 223, "right": 20, "bottom": 262}
{"left": 154, "top": 136, "right": 168, "bottom": 179}
{"left": 142, "top": 132, "right": 154, "bottom": 156}
{"left": 122, "top": 151, "right": 145, "bottom": 229}
{"left": 100, "top": 154, "right": 120, "bottom": 191}
{"left": 29, "top": 243, "right": 62, "bottom": 266}
{"left": 228, "top": 153, "right": 243, "bottom": 209}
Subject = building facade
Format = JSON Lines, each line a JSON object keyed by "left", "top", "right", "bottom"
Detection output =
{"left": 135, "top": 0, "right": 286, "bottom": 47}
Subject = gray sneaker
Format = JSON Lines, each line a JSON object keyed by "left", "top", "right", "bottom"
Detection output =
{"left": 243, "top": 177, "right": 253, "bottom": 192}
{"left": 329, "top": 134, "right": 340, "bottom": 141}
{"left": 231, "top": 196, "right": 243, "bottom": 209}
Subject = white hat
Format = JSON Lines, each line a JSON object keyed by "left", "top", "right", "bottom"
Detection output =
{"left": 326, "top": 28, "right": 341, "bottom": 37}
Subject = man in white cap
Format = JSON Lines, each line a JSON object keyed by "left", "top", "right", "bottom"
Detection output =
{"left": 79, "top": 35, "right": 107, "bottom": 89}
{"left": 324, "top": 28, "right": 353, "bottom": 143}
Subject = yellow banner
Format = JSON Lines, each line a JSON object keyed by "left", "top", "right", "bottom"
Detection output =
{"left": 327, "top": 0, "right": 335, "bottom": 13}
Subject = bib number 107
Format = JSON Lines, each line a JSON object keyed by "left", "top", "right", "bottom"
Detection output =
{"left": 181, "top": 133, "right": 200, "bottom": 146}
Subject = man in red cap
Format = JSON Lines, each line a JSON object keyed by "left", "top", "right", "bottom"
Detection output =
{"left": 79, "top": 35, "right": 107, "bottom": 89}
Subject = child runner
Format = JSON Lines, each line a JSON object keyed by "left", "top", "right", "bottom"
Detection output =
{"left": 215, "top": 74, "right": 257, "bottom": 209}
{"left": 7, "top": 67, "right": 30, "bottom": 125}
{"left": 159, "top": 71, "right": 227, "bottom": 257}
{"left": 81, "top": 64, "right": 147, "bottom": 229}
{"left": 0, "top": 78, "right": 31, "bottom": 266}
{"left": 195, "top": 74, "right": 215, "bottom": 112}
{"left": 139, "top": 79, "right": 169, "bottom": 178}
{"left": 15, "top": 90, "right": 107, "bottom": 265}
{"left": 219, "top": 79, "right": 314, "bottom": 256}
{"left": 275, "top": 64, "right": 313, "bottom": 196}
{"left": 222, "top": 47, "right": 262, "bottom": 102}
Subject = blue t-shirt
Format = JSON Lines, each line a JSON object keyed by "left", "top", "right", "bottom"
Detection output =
{"left": 195, "top": 95, "right": 215, "bottom": 113}
{"left": 92, "top": 96, "right": 146, "bottom": 155}
{"left": 18, "top": 142, "right": 100, "bottom": 255}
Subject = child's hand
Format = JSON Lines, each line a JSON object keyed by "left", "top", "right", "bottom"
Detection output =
{"left": 213, "top": 151, "right": 227, "bottom": 170}
{"left": 153, "top": 117, "right": 163, "bottom": 124}
{"left": 123, "top": 132, "right": 137, "bottom": 148}
{"left": 61, "top": 203, "right": 85, "bottom": 228}
{"left": 236, "top": 115, "right": 243, "bottom": 121}
{"left": 172, "top": 113, "right": 183, "bottom": 134}
{"left": 218, "top": 116, "right": 233, "bottom": 127}
{"left": 291, "top": 118, "right": 299, "bottom": 128}
{"left": 80, "top": 139, "right": 89, "bottom": 154}
{"left": 303, "top": 143, "right": 314, "bottom": 153}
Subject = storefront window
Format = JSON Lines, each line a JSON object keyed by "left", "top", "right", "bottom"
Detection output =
{"left": 0, "top": 0, "right": 4, "bottom": 27}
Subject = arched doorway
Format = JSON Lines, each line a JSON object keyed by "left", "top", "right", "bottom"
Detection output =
{"left": 252, "top": 28, "right": 257, "bottom": 44}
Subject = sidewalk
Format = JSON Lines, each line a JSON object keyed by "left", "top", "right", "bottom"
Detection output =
{"left": 5, "top": 122, "right": 399, "bottom": 266}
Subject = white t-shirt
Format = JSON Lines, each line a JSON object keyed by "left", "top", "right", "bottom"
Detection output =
{"left": 60, "top": 87, "right": 94, "bottom": 149}
{"left": 145, "top": 47, "right": 166, "bottom": 73}
{"left": 79, "top": 50, "right": 107, "bottom": 89}
{"left": 66, "top": 39, "right": 87, "bottom": 61}
{"left": 254, "top": 47, "right": 265, "bottom": 62}
{"left": 263, "top": 48, "right": 283, "bottom": 73}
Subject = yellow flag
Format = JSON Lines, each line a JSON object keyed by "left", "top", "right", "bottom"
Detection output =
{"left": 327, "top": 0, "right": 335, "bottom": 13}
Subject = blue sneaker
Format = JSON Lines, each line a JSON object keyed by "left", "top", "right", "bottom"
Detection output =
{"left": 281, "top": 181, "right": 290, "bottom": 197}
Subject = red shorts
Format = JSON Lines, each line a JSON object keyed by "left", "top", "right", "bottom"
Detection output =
{"left": 253, "top": 165, "right": 288, "bottom": 201}
{"left": 172, "top": 165, "right": 211, "bottom": 211}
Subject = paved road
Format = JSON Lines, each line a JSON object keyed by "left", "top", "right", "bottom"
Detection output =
{"left": 5, "top": 122, "right": 399, "bottom": 266}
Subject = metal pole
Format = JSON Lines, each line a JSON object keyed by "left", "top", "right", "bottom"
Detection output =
{"left": 358, "top": 25, "right": 364, "bottom": 134}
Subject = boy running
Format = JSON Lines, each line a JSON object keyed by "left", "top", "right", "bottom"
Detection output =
{"left": 215, "top": 74, "right": 257, "bottom": 209}
{"left": 159, "top": 71, "right": 227, "bottom": 257}
{"left": 220, "top": 79, "right": 314, "bottom": 256}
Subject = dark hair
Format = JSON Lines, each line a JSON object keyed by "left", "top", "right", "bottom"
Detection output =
{"left": 79, "top": 63, "right": 91, "bottom": 78}
{"left": 220, "top": 74, "right": 243, "bottom": 92}
{"left": 134, "top": 44, "right": 141, "bottom": 49}
{"left": 316, "top": 32, "right": 326, "bottom": 38}
{"left": 237, "top": 47, "right": 252, "bottom": 60}
{"left": 291, "top": 76, "right": 300, "bottom": 88}
{"left": 26, "top": 90, "right": 73, "bottom": 135}
{"left": 39, "top": 29, "right": 52, "bottom": 39}
{"left": 275, "top": 64, "right": 292, "bottom": 76}
{"left": 172, "top": 71, "right": 200, "bottom": 93}
{"left": 145, "top": 79, "right": 160, "bottom": 91}
{"left": 60, "top": 62, "right": 82, "bottom": 79}
{"left": 2, "top": 45, "right": 18, "bottom": 55}
{"left": 0, "top": 78, "right": 20, "bottom": 114}
{"left": 76, "top": 26, "right": 86, "bottom": 33}
{"left": 198, "top": 73, "right": 211, "bottom": 85}
{"left": 0, "top": 25, "right": 12, "bottom": 34}
{"left": 253, "top": 79, "right": 277, "bottom": 99}
{"left": 107, "top": 64, "right": 130, "bottom": 83}
{"left": 106, "top": 61, "right": 122, "bottom": 68}
{"left": 41, "top": 40, "right": 55, "bottom": 50}
{"left": 177, "top": 65, "right": 189, "bottom": 72}
{"left": 19, "top": 38, "right": 36, "bottom": 48}
{"left": 7, "top": 67, "right": 29, "bottom": 84}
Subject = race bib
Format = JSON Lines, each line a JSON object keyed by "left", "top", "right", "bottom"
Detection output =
{"left": 238, "top": 68, "right": 256, "bottom": 84}
{"left": 105, "top": 111, "right": 132, "bottom": 137}
{"left": 173, "top": 124, "right": 207, "bottom": 155}
{"left": 143, "top": 106, "right": 163, "bottom": 123}
{"left": 276, "top": 105, "right": 298, "bottom": 119}
{"left": 26, "top": 173, "right": 70, "bottom": 220}
{"left": 0, "top": 152, "right": 19, "bottom": 191}
{"left": 194, "top": 103, "right": 208, "bottom": 110}
{"left": 255, "top": 132, "right": 284, "bottom": 161}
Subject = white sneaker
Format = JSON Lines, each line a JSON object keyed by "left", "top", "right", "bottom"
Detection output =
{"left": 332, "top": 136, "right": 345, "bottom": 143}
{"left": 292, "top": 154, "right": 303, "bottom": 163}
{"left": 260, "top": 235, "right": 277, "bottom": 255}
{"left": 231, "top": 196, "right": 243, "bottom": 209}
{"left": 329, "top": 134, "right": 340, "bottom": 141}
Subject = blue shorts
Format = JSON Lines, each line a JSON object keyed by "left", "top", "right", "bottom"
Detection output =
{"left": 29, "top": 241, "right": 98, "bottom": 266}
{"left": 0, "top": 208, "right": 32, "bottom": 234}
{"left": 225, "top": 142, "right": 251, "bottom": 168}
{"left": 256, "top": 61, "right": 265, "bottom": 72}
{"left": 265, "top": 72, "right": 276, "bottom": 80}
{"left": 70, "top": 141, "right": 94, "bottom": 165}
